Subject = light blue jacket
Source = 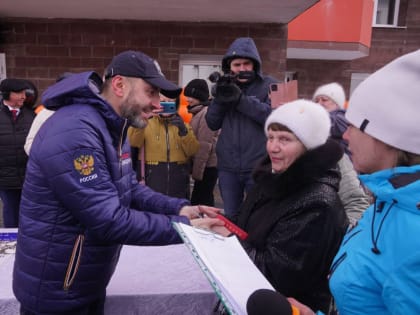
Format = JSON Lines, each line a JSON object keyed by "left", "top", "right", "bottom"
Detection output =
{"left": 328, "top": 165, "right": 420, "bottom": 314}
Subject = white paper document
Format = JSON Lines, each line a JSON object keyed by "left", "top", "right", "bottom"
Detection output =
{"left": 173, "top": 222, "right": 274, "bottom": 315}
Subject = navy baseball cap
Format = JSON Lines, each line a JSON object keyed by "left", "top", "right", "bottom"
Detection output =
{"left": 104, "top": 50, "right": 181, "bottom": 98}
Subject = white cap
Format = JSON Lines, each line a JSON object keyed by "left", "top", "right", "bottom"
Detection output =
{"left": 265, "top": 99, "right": 331, "bottom": 150}
{"left": 313, "top": 82, "right": 346, "bottom": 109}
{"left": 346, "top": 49, "right": 420, "bottom": 154}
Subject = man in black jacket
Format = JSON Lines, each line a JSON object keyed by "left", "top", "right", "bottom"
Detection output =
{"left": 0, "top": 78, "right": 35, "bottom": 227}
{"left": 205, "top": 37, "right": 277, "bottom": 218}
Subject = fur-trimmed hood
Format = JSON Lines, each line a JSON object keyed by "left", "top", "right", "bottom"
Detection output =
{"left": 253, "top": 139, "right": 343, "bottom": 198}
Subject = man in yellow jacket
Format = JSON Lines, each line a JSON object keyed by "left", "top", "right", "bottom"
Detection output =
{"left": 128, "top": 98, "right": 199, "bottom": 199}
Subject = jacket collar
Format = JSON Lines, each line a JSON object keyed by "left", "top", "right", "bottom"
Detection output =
{"left": 360, "top": 165, "right": 420, "bottom": 210}
{"left": 254, "top": 139, "right": 343, "bottom": 198}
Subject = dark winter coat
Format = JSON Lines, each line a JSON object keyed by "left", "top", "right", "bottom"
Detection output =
{"left": 236, "top": 140, "right": 348, "bottom": 313}
{"left": 330, "top": 109, "right": 351, "bottom": 157}
{"left": 13, "top": 72, "right": 190, "bottom": 313}
{"left": 206, "top": 37, "right": 277, "bottom": 172}
{"left": 0, "top": 103, "right": 34, "bottom": 189}
{"left": 188, "top": 103, "right": 219, "bottom": 181}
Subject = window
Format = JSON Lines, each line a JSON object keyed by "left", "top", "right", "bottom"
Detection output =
{"left": 178, "top": 55, "right": 222, "bottom": 88}
{"left": 373, "top": 0, "right": 400, "bottom": 27}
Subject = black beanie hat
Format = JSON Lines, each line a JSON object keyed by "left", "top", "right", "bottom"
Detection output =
{"left": 0, "top": 78, "right": 28, "bottom": 93}
{"left": 184, "top": 79, "right": 209, "bottom": 103}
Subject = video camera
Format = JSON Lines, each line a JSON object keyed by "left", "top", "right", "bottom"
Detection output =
{"left": 208, "top": 71, "right": 254, "bottom": 103}
{"left": 208, "top": 71, "right": 254, "bottom": 84}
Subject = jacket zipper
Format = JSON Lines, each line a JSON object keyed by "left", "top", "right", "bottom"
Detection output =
{"left": 328, "top": 252, "right": 347, "bottom": 279}
{"left": 118, "top": 119, "right": 128, "bottom": 177}
{"left": 63, "top": 234, "right": 84, "bottom": 290}
{"left": 165, "top": 121, "right": 170, "bottom": 195}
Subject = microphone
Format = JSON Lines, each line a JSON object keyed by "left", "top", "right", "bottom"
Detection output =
{"left": 246, "top": 289, "right": 300, "bottom": 315}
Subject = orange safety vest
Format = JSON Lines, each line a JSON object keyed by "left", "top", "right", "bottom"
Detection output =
{"left": 178, "top": 89, "right": 192, "bottom": 123}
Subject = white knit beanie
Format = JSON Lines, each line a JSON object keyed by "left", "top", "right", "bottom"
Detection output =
{"left": 346, "top": 49, "right": 420, "bottom": 155}
{"left": 265, "top": 99, "right": 331, "bottom": 150}
{"left": 313, "top": 82, "right": 346, "bottom": 109}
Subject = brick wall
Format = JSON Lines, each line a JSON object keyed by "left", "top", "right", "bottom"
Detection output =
{"left": 287, "top": 0, "right": 420, "bottom": 101}
{"left": 0, "top": 18, "right": 287, "bottom": 98}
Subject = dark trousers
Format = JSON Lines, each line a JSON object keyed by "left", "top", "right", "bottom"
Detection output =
{"left": 0, "top": 189, "right": 22, "bottom": 227}
{"left": 20, "top": 296, "right": 105, "bottom": 315}
{"left": 217, "top": 170, "right": 254, "bottom": 218}
{"left": 190, "top": 167, "right": 218, "bottom": 206}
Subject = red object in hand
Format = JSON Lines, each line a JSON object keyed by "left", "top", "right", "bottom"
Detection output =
{"left": 216, "top": 214, "right": 248, "bottom": 240}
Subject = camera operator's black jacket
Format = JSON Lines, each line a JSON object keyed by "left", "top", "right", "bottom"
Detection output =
{"left": 205, "top": 37, "right": 277, "bottom": 173}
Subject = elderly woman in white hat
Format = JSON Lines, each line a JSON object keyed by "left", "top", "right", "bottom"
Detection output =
{"left": 290, "top": 49, "right": 420, "bottom": 315}
{"left": 214, "top": 99, "right": 348, "bottom": 313}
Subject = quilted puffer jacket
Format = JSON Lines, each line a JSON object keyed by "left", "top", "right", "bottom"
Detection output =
{"left": 13, "top": 72, "right": 190, "bottom": 313}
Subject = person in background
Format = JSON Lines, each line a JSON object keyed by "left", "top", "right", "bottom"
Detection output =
{"left": 213, "top": 100, "right": 348, "bottom": 313}
{"left": 13, "top": 50, "right": 223, "bottom": 315}
{"left": 184, "top": 78, "right": 220, "bottom": 206}
{"left": 0, "top": 78, "right": 35, "bottom": 227}
{"left": 313, "top": 82, "right": 350, "bottom": 157}
{"left": 205, "top": 37, "right": 277, "bottom": 218}
{"left": 24, "top": 72, "right": 74, "bottom": 155}
{"left": 128, "top": 95, "right": 199, "bottom": 199}
{"left": 313, "top": 82, "right": 370, "bottom": 225}
{"left": 290, "top": 49, "right": 420, "bottom": 315}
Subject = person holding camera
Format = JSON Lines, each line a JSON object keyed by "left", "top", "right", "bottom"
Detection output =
{"left": 128, "top": 96, "right": 199, "bottom": 199}
{"left": 205, "top": 37, "right": 278, "bottom": 218}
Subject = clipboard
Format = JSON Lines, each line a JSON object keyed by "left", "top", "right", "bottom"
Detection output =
{"left": 173, "top": 222, "right": 274, "bottom": 315}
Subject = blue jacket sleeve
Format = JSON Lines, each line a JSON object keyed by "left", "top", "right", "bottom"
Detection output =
{"left": 236, "top": 94, "right": 272, "bottom": 125}
{"left": 205, "top": 98, "right": 228, "bottom": 131}
{"left": 130, "top": 178, "right": 190, "bottom": 215}
{"left": 38, "top": 122, "right": 189, "bottom": 246}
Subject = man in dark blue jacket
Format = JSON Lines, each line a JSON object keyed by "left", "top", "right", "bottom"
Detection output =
{"left": 13, "top": 51, "right": 222, "bottom": 315}
{"left": 205, "top": 37, "right": 277, "bottom": 218}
